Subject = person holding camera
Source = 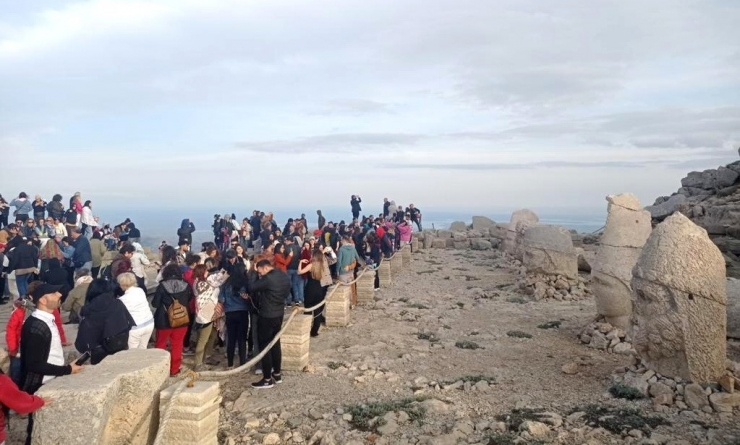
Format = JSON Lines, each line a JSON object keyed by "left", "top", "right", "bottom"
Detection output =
{"left": 351, "top": 195, "right": 362, "bottom": 220}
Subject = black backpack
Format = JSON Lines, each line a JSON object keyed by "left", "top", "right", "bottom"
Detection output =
{"left": 64, "top": 209, "right": 77, "bottom": 224}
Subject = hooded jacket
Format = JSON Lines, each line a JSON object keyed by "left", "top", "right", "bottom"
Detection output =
{"left": 75, "top": 292, "right": 135, "bottom": 364}
{"left": 177, "top": 219, "right": 195, "bottom": 245}
{"left": 47, "top": 200, "right": 64, "bottom": 220}
{"left": 249, "top": 268, "right": 291, "bottom": 319}
{"left": 397, "top": 221, "right": 413, "bottom": 242}
{"left": 336, "top": 243, "right": 363, "bottom": 275}
{"left": 152, "top": 278, "right": 192, "bottom": 329}
{"left": 72, "top": 235, "right": 92, "bottom": 265}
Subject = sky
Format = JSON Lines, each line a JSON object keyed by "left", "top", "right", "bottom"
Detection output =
{"left": 1, "top": 0, "right": 739, "bottom": 216}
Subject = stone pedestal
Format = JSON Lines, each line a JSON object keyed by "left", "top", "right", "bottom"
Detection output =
{"left": 326, "top": 285, "right": 351, "bottom": 327}
{"left": 281, "top": 314, "right": 312, "bottom": 371}
{"left": 402, "top": 245, "right": 412, "bottom": 267}
{"left": 378, "top": 260, "right": 392, "bottom": 287}
{"left": 159, "top": 381, "right": 220, "bottom": 445}
{"left": 356, "top": 270, "right": 375, "bottom": 305}
{"left": 34, "top": 349, "right": 170, "bottom": 445}
{"left": 391, "top": 253, "right": 403, "bottom": 279}
{"left": 411, "top": 240, "right": 419, "bottom": 252}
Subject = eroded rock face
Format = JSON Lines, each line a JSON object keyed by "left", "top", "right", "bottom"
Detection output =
{"left": 727, "top": 278, "right": 740, "bottom": 339}
{"left": 630, "top": 213, "right": 726, "bottom": 383}
{"left": 503, "top": 209, "right": 539, "bottom": 257}
{"left": 592, "top": 193, "right": 652, "bottom": 329}
{"left": 34, "top": 349, "right": 170, "bottom": 445}
{"left": 521, "top": 224, "right": 577, "bottom": 279}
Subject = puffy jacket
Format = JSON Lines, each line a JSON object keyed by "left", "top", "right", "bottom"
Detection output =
{"left": 249, "top": 268, "right": 291, "bottom": 319}
{"left": 6, "top": 307, "right": 25, "bottom": 355}
{"left": 397, "top": 222, "right": 413, "bottom": 242}
{"left": 47, "top": 201, "right": 64, "bottom": 220}
{"left": 152, "top": 278, "right": 193, "bottom": 329}
{"left": 76, "top": 292, "right": 135, "bottom": 364}
{"left": 9, "top": 243, "right": 38, "bottom": 272}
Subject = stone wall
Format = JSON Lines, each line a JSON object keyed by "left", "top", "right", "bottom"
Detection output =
{"left": 33, "top": 349, "right": 170, "bottom": 445}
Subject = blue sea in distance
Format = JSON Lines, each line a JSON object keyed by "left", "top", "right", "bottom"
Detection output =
{"left": 94, "top": 206, "right": 606, "bottom": 250}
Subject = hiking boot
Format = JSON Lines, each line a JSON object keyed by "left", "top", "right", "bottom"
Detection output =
{"left": 251, "top": 378, "right": 275, "bottom": 389}
{"left": 272, "top": 373, "right": 283, "bottom": 384}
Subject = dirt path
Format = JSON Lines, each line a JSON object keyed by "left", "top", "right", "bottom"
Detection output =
{"left": 215, "top": 248, "right": 740, "bottom": 445}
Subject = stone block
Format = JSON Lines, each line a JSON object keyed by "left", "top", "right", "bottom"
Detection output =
{"left": 356, "top": 270, "right": 375, "bottom": 304}
{"left": 390, "top": 253, "right": 403, "bottom": 278}
{"left": 34, "top": 349, "right": 170, "bottom": 445}
{"left": 503, "top": 209, "right": 539, "bottom": 255}
{"left": 281, "top": 314, "right": 312, "bottom": 371}
{"left": 472, "top": 216, "right": 495, "bottom": 231}
{"left": 326, "top": 286, "right": 351, "bottom": 327}
{"left": 432, "top": 239, "right": 447, "bottom": 249}
{"left": 449, "top": 221, "right": 467, "bottom": 231}
{"left": 402, "top": 245, "right": 412, "bottom": 267}
{"left": 411, "top": 240, "right": 419, "bottom": 252}
{"left": 159, "top": 381, "right": 220, "bottom": 445}
{"left": 378, "top": 260, "right": 392, "bottom": 287}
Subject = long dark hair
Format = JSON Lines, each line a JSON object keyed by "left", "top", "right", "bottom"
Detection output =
{"left": 160, "top": 245, "right": 178, "bottom": 265}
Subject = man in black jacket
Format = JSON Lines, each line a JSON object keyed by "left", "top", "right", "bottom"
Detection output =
{"left": 350, "top": 195, "right": 362, "bottom": 220}
{"left": 249, "top": 260, "right": 291, "bottom": 389}
{"left": 21, "top": 283, "right": 83, "bottom": 444}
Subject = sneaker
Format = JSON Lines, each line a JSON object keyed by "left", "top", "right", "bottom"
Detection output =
{"left": 251, "top": 378, "right": 275, "bottom": 389}
{"left": 272, "top": 373, "right": 283, "bottom": 384}
{"left": 254, "top": 367, "right": 263, "bottom": 375}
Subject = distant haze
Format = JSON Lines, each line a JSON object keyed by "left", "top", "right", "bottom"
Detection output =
{"left": 1, "top": 1, "right": 738, "bottom": 213}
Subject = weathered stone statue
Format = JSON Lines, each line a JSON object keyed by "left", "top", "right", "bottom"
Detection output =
{"left": 630, "top": 213, "right": 727, "bottom": 383}
{"left": 591, "top": 194, "right": 651, "bottom": 329}
{"left": 522, "top": 224, "right": 578, "bottom": 279}
{"left": 503, "top": 209, "right": 538, "bottom": 258}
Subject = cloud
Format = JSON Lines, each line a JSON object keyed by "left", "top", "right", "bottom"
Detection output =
{"left": 310, "top": 99, "right": 393, "bottom": 116}
{"left": 234, "top": 132, "right": 424, "bottom": 153}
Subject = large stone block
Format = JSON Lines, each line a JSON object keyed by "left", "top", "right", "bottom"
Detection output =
{"left": 726, "top": 278, "right": 740, "bottom": 339}
{"left": 281, "top": 314, "right": 311, "bottom": 371}
{"left": 521, "top": 224, "right": 577, "bottom": 279}
{"left": 432, "top": 239, "right": 447, "bottom": 249}
{"left": 448, "top": 221, "right": 467, "bottom": 231}
{"left": 159, "top": 381, "right": 220, "bottom": 445}
{"left": 411, "top": 240, "right": 420, "bottom": 252}
{"left": 378, "top": 260, "right": 392, "bottom": 287}
{"left": 356, "top": 270, "right": 375, "bottom": 304}
{"left": 503, "top": 209, "right": 539, "bottom": 255}
{"left": 630, "top": 213, "right": 727, "bottom": 383}
{"left": 390, "top": 253, "right": 403, "bottom": 278}
{"left": 34, "top": 349, "right": 170, "bottom": 445}
{"left": 402, "top": 245, "right": 412, "bottom": 267}
{"left": 472, "top": 216, "right": 495, "bottom": 231}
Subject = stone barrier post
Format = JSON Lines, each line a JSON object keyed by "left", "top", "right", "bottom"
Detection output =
{"left": 326, "top": 285, "right": 351, "bottom": 327}
{"left": 390, "top": 253, "right": 403, "bottom": 279}
{"left": 402, "top": 244, "right": 412, "bottom": 267}
{"left": 159, "top": 381, "right": 221, "bottom": 445}
{"left": 281, "top": 314, "right": 312, "bottom": 371}
{"left": 356, "top": 269, "right": 375, "bottom": 305}
{"left": 411, "top": 239, "right": 419, "bottom": 252}
{"left": 378, "top": 259, "right": 392, "bottom": 287}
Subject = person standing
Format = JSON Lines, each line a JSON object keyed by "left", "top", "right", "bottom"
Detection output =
{"left": 408, "top": 204, "right": 423, "bottom": 231}
{"left": 70, "top": 228, "right": 92, "bottom": 273}
{"left": 152, "top": 264, "right": 193, "bottom": 376}
{"left": 283, "top": 237, "right": 303, "bottom": 306}
{"left": 80, "top": 201, "right": 97, "bottom": 239}
{"left": 47, "top": 194, "right": 65, "bottom": 222}
{"left": 336, "top": 236, "right": 363, "bottom": 284}
{"left": 8, "top": 237, "right": 39, "bottom": 298}
{"left": 10, "top": 192, "right": 33, "bottom": 223}
{"left": 218, "top": 250, "right": 250, "bottom": 369}
{"left": 20, "top": 283, "right": 83, "bottom": 444}
{"left": 117, "top": 273, "right": 155, "bottom": 350}
{"left": 316, "top": 210, "right": 326, "bottom": 232}
{"left": 249, "top": 259, "right": 291, "bottom": 389}
{"left": 351, "top": 195, "right": 362, "bottom": 220}
{"left": 298, "top": 249, "right": 333, "bottom": 337}
{"left": 32, "top": 195, "right": 47, "bottom": 222}
{"left": 89, "top": 232, "right": 107, "bottom": 278}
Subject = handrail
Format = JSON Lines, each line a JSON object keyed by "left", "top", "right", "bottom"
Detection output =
{"left": 154, "top": 245, "right": 408, "bottom": 443}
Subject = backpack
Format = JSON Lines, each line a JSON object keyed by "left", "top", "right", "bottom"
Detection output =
{"left": 99, "top": 264, "right": 112, "bottom": 282}
{"left": 64, "top": 209, "right": 77, "bottom": 224}
{"left": 167, "top": 296, "right": 190, "bottom": 328}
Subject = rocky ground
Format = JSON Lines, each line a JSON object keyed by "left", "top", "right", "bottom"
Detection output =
{"left": 212, "top": 248, "right": 740, "bottom": 445}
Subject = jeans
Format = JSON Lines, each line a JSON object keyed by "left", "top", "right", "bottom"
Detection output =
{"left": 286, "top": 269, "right": 304, "bottom": 304}
{"left": 16, "top": 273, "right": 30, "bottom": 297}
{"left": 9, "top": 356, "right": 21, "bottom": 385}
{"left": 128, "top": 323, "right": 154, "bottom": 349}
{"left": 249, "top": 312, "right": 259, "bottom": 356}
{"left": 258, "top": 316, "right": 283, "bottom": 377}
{"left": 225, "top": 311, "right": 249, "bottom": 367}
{"left": 155, "top": 327, "right": 187, "bottom": 375}
{"left": 413, "top": 219, "right": 422, "bottom": 231}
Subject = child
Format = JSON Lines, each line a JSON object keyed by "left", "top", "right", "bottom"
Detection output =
{"left": 5, "top": 296, "right": 33, "bottom": 385}
{"left": 0, "top": 368, "right": 46, "bottom": 444}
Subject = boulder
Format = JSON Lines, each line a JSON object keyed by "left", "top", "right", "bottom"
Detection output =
{"left": 727, "top": 278, "right": 740, "bottom": 339}
{"left": 489, "top": 223, "right": 508, "bottom": 241}
{"left": 34, "top": 349, "right": 170, "bottom": 445}
{"left": 423, "top": 234, "right": 435, "bottom": 249}
{"left": 630, "top": 213, "right": 727, "bottom": 383}
{"left": 503, "top": 209, "right": 539, "bottom": 256}
{"left": 437, "top": 230, "right": 453, "bottom": 239}
{"left": 575, "top": 247, "right": 593, "bottom": 273}
{"left": 592, "top": 193, "right": 652, "bottom": 329}
{"left": 449, "top": 221, "right": 468, "bottom": 232}
{"left": 432, "top": 239, "right": 447, "bottom": 249}
{"left": 645, "top": 194, "right": 687, "bottom": 220}
{"left": 471, "top": 239, "right": 493, "bottom": 251}
{"left": 521, "top": 224, "right": 578, "bottom": 279}
{"left": 471, "top": 216, "right": 495, "bottom": 231}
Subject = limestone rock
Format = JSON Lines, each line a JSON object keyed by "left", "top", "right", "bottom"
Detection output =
{"left": 449, "top": 221, "right": 467, "bottom": 232}
{"left": 708, "top": 392, "right": 740, "bottom": 412}
{"left": 591, "top": 193, "right": 651, "bottom": 329}
{"left": 683, "top": 383, "right": 709, "bottom": 410}
{"left": 471, "top": 239, "right": 493, "bottom": 251}
{"left": 503, "top": 209, "right": 539, "bottom": 256}
{"left": 519, "top": 420, "right": 550, "bottom": 438}
{"left": 631, "top": 213, "right": 727, "bottom": 383}
{"left": 472, "top": 216, "right": 495, "bottom": 231}
{"left": 33, "top": 349, "right": 170, "bottom": 445}
{"left": 727, "top": 278, "right": 740, "bottom": 339}
{"left": 645, "top": 194, "right": 687, "bottom": 220}
{"left": 575, "top": 247, "right": 592, "bottom": 273}
{"left": 521, "top": 224, "right": 577, "bottom": 279}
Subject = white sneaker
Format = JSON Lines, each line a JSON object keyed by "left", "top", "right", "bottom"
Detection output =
{"left": 254, "top": 368, "right": 263, "bottom": 375}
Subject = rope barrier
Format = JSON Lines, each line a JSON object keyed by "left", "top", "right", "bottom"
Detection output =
{"left": 154, "top": 246, "right": 408, "bottom": 443}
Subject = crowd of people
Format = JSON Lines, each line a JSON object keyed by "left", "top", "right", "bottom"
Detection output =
{"left": 0, "top": 191, "right": 422, "bottom": 444}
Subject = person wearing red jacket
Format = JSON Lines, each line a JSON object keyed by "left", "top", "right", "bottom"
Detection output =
{"left": 0, "top": 372, "right": 47, "bottom": 444}
{"left": 6, "top": 297, "right": 32, "bottom": 385}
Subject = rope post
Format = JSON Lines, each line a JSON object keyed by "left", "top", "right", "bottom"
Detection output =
{"left": 281, "top": 314, "right": 313, "bottom": 371}
{"left": 325, "top": 285, "right": 351, "bottom": 327}
{"left": 157, "top": 381, "right": 221, "bottom": 445}
{"left": 402, "top": 244, "right": 412, "bottom": 267}
{"left": 378, "top": 259, "right": 392, "bottom": 287}
{"left": 356, "top": 269, "right": 375, "bottom": 305}
{"left": 390, "top": 252, "right": 403, "bottom": 279}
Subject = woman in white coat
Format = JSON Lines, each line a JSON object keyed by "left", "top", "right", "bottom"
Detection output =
{"left": 117, "top": 272, "right": 154, "bottom": 349}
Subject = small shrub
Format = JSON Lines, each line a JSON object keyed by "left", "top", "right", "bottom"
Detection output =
{"left": 537, "top": 321, "right": 562, "bottom": 329}
{"left": 574, "top": 404, "right": 669, "bottom": 434}
{"left": 455, "top": 340, "right": 481, "bottom": 350}
{"left": 345, "top": 397, "right": 427, "bottom": 432}
{"left": 327, "top": 361, "right": 345, "bottom": 370}
{"left": 506, "top": 296, "right": 528, "bottom": 304}
{"left": 608, "top": 383, "right": 645, "bottom": 400}
{"left": 398, "top": 297, "right": 409, "bottom": 303}
{"left": 416, "top": 332, "right": 439, "bottom": 343}
{"left": 507, "top": 330, "right": 533, "bottom": 339}
{"left": 443, "top": 325, "right": 451, "bottom": 330}
{"left": 495, "top": 408, "right": 547, "bottom": 430}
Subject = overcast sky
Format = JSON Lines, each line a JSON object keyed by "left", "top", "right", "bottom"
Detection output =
{"left": 1, "top": 0, "right": 739, "bottom": 215}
